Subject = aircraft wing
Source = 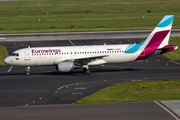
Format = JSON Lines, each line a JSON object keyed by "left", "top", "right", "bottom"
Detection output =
{"left": 63, "top": 55, "right": 109, "bottom": 64}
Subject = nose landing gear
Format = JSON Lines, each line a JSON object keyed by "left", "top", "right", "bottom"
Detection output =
{"left": 26, "top": 66, "right": 30, "bottom": 76}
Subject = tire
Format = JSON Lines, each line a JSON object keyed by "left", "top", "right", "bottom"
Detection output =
{"left": 26, "top": 72, "right": 29, "bottom": 76}
{"left": 85, "top": 69, "right": 91, "bottom": 74}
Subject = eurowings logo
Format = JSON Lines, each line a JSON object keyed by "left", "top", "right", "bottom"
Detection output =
{"left": 32, "top": 49, "right": 61, "bottom": 54}
{"left": 16, "top": 58, "right": 19, "bottom": 60}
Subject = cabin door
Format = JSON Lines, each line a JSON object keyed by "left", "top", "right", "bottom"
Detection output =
{"left": 25, "top": 50, "right": 30, "bottom": 60}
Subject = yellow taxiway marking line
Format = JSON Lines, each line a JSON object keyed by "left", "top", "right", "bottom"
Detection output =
{"left": 68, "top": 39, "right": 75, "bottom": 46}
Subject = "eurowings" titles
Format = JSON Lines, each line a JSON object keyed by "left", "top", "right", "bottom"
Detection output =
{"left": 32, "top": 49, "right": 61, "bottom": 54}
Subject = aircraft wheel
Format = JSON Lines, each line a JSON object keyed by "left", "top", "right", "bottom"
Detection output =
{"left": 26, "top": 66, "right": 30, "bottom": 76}
{"left": 26, "top": 72, "right": 29, "bottom": 76}
{"left": 85, "top": 69, "right": 91, "bottom": 74}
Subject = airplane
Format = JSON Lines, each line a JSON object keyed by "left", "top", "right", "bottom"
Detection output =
{"left": 4, "top": 15, "right": 178, "bottom": 75}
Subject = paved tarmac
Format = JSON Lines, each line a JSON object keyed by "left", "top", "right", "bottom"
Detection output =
{"left": 1, "top": 55, "right": 180, "bottom": 106}
{"left": 0, "top": 31, "right": 180, "bottom": 120}
{"left": 161, "top": 101, "right": 180, "bottom": 119}
{"left": 0, "top": 29, "right": 180, "bottom": 42}
{"left": 0, "top": 102, "right": 178, "bottom": 120}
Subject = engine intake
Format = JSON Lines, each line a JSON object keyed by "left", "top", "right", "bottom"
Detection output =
{"left": 57, "top": 62, "right": 75, "bottom": 72}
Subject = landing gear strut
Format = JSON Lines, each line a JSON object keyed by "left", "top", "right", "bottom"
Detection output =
{"left": 83, "top": 65, "right": 91, "bottom": 74}
{"left": 26, "top": 66, "right": 30, "bottom": 76}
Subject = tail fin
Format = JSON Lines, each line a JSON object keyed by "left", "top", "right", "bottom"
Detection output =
{"left": 144, "top": 15, "right": 174, "bottom": 47}
{"left": 136, "top": 15, "right": 178, "bottom": 60}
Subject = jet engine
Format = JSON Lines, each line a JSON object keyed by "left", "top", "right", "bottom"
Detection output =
{"left": 57, "top": 62, "right": 75, "bottom": 72}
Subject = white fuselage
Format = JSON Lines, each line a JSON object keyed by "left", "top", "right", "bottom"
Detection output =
{"left": 4, "top": 44, "right": 141, "bottom": 67}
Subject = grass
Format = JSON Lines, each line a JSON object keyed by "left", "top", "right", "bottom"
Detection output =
{"left": 163, "top": 37, "right": 180, "bottom": 61}
{"left": 1, "top": 0, "right": 180, "bottom": 33}
{"left": 76, "top": 79, "right": 180, "bottom": 104}
{"left": 0, "top": 45, "right": 8, "bottom": 66}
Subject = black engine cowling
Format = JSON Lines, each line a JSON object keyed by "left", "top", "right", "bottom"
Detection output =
{"left": 57, "top": 62, "right": 75, "bottom": 72}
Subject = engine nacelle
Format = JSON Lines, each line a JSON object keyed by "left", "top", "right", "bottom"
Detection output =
{"left": 57, "top": 62, "right": 75, "bottom": 72}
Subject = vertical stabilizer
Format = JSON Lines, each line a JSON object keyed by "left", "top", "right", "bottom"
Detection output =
{"left": 145, "top": 15, "right": 174, "bottom": 47}
{"left": 136, "top": 15, "right": 175, "bottom": 60}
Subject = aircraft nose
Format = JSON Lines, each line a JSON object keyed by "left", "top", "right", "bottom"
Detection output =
{"left": 4, "top": 57, "right": 9, "bottom": 65}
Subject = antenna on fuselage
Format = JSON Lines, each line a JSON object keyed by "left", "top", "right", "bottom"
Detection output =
{"left": 28, "top": 46, "right": 30, "bottom": 48}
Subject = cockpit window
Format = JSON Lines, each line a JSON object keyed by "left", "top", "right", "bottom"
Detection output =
{"left": 10, "top": 53, "right": 19, "bottom": 56}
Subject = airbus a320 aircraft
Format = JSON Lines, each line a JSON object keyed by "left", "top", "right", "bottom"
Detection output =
{"left": 4, "top": 15, "right": 178, "bottom": 75}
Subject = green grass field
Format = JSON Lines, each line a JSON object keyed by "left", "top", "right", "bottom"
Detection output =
{"left": 0, "top": 45, "right": 8, "bottom": 66}
{"left": 76, "top": 79, "right": 180, "bottom": 104}
{"left": 163, "top": 37, "right": 180, "bottom": 61}
{"left": 1, "top": 0, "right": 180, "bottom": 33}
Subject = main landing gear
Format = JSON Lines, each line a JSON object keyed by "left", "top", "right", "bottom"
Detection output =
{"left": 83, "top": 65, "right": 91, "bottom": 74}
{"left": 26, "top": 66, "right": 30, "bottom": 76}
